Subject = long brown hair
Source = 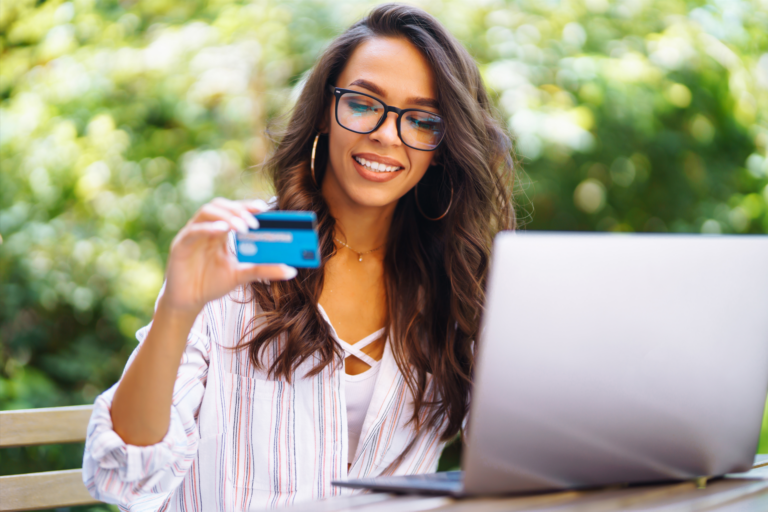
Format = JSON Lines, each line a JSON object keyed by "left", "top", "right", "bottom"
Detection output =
{"left": 242, "top": 3, "right": 516, "bottom": 442}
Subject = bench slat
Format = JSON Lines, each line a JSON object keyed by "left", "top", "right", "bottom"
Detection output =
{"left": 0, "top": 469, "right": 99, "bottom": 511}
{"left": 0, "top": 405, "right": 93, "bottom": 447}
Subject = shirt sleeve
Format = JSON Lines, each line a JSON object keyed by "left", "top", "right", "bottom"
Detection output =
{"left": 82, "top": 284, "right": 211, "bottom": 507}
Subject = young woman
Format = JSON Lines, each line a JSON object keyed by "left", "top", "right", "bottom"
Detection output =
{"left": 83, "top": 3, "right": 516, "bottom": 510}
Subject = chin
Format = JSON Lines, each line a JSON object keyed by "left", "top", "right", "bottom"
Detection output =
{"left": 346, "top": 184, "right": 403, "bottom": 209}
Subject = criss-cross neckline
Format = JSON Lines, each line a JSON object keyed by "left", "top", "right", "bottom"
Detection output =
{"left": 316, "top": 303, "right": 385, "bottom": 372}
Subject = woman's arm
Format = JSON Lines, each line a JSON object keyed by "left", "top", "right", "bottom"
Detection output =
{"left": 109, "top": 197, "right": 296, "bottom": 446}
{"left": 110, "top": 298, "right": 200, "bottom": 445}
{"left": 83, "top": 308, "right": 209, "bottom": 506}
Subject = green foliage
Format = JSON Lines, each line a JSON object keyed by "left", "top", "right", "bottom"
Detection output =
{"left": 1, "top": 0, "right": 767, "bottom": 486}
{"left": 760, "top": 396, "right": 768, "bottom": 453}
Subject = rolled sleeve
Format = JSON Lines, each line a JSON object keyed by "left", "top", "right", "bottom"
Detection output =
{"left": 82, "top": 290, "right": 211, "bottom": 508}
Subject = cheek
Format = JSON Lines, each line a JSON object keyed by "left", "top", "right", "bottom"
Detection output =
{"left": 328, "top": 126, "right": 357, "bottom": 166}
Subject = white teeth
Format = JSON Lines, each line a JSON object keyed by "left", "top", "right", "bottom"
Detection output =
{"left": 354, "top": 156, "right": 400, "bottom": 173}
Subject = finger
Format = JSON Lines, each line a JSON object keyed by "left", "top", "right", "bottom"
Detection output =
{"left": 194, "top": 204, "right": 249, "bottom": 233}
{"left": 235, "top": 263, "right": 298, "bottom": 284}
{"left": 172, "top": 220, "right": 230, "bottom": 251}
{"left": 179, "top": 221, "right": 231, "bottom": 243}
{"left": 212, "top": 197, "right": 259, "bottom": 229}
{"left": 242, "top": 199, "right": 269, "bottom": 213}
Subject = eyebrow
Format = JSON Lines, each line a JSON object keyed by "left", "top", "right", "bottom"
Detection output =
{"left": 347, "top": 79, "right": 440, "bottom": 110}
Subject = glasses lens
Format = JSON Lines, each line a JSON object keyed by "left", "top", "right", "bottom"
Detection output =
{"left": 401, "top": 111, "right": 445, "bottom": 150}
{"left": 337, "top": 92, "right": 386, "bottom": 133}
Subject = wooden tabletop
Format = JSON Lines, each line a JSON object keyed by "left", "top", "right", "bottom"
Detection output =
{"left": 286, "top": 456, "right": 768, "bottom": 512}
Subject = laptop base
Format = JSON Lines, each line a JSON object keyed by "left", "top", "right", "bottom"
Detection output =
{"left": 332, "top": 471, "right": 464, "bottom": 496}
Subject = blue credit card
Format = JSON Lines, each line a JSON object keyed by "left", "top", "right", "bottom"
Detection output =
{"left": 235, "top": 211, "right": 321, "bottom": 268}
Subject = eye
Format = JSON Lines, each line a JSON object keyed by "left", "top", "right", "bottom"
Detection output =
{"left": 348, "top": 101, "right": 380, "bottom": 113}
{"left": 406, "top": 115, "right": 440, "bottom": 131}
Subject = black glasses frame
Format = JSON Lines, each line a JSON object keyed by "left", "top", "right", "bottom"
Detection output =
{"left": 328, "top": 85, "right": 445, "bottom": 151}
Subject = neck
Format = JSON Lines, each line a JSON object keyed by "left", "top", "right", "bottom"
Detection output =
{"left": 321, "top": 168, "right": 395, "bottom": 253}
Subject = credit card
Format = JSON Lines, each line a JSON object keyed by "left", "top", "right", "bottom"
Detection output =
{"left": 235, "top": 211, "right": 321, "bottom": 268}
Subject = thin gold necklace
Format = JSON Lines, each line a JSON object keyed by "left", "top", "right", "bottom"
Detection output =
{"left": 334, "top": 237, "right": 385, "bottom": 262}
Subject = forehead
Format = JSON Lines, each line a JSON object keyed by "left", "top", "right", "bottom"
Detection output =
{"left": 336, "top": 36, "right": 436, "bottom": 101}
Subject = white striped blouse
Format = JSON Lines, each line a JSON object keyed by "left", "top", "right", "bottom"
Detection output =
{"left": 82, "top": 283, "right": 449, "bottom": 511}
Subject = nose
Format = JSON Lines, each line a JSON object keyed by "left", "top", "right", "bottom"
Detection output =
{"left": 369, "top": 111, "right": 402, "bottom": 147}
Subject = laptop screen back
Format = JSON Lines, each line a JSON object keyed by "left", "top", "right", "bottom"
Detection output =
{"left": 464, "top": 233, "right": 768, "bottom": 495}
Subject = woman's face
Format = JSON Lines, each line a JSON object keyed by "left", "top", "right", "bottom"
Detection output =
{"left": 322, "top": 36, "right": 440, "bottom": 209}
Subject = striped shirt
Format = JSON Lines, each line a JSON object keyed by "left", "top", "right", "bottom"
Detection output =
{"left": 82, "top": 283, "right": 449, "bottom": 511}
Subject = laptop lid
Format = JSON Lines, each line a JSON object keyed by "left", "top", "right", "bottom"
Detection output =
{"left": 463, "top": 232, "right": 768, "bottom": 495}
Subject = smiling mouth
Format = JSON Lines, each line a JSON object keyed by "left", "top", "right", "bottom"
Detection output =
{"left": 353, "top": 156, "right": 403, "bottom": 173}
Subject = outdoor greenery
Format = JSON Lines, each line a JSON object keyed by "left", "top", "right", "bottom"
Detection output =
{"left": 1, "top": 0, "right": 767, "bottom": 506}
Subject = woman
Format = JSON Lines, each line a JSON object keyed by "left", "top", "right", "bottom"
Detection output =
{"left": 83, "top": 3, "right": 516, "bottom": 510}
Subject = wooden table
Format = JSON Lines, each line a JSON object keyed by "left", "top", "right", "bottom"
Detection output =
{"left": 286, "top": 456, "right": 768, "bottom": 511}
{"left": 3, "top": 405, "right": 765, "bottom": 511}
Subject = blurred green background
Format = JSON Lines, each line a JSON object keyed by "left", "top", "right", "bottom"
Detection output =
{"left": 1, "top": 0, "right": 767, "bottom": 508}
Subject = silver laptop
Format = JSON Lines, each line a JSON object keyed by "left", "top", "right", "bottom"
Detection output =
{"left": 333, "top": 232, "right": 768, "bottom": 496}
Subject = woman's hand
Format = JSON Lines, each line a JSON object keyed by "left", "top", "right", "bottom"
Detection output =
{"left": 112, "top": 197, "right": 294, "bottom": 446}
{"left": 160, "top": 197, "right": 296, "bottom": 316}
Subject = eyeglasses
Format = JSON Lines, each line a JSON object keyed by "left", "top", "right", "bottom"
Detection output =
{"left": 328, "top": 85, "right": 446, "bottom": 151}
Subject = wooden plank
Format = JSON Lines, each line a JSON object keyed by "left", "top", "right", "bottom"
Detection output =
{"left": 285, "top": 494, "right": 452, "bottom": 512}
{"left": 549, "top": 480, "right": 768, "bottom": 511}
{"left": 708, "top": 488, "right": 768, "bottom": 511}
{"left": 430, "top": 479, "right": 768, "bottom": 512}
{"left": 0, "top": 469, "right": 99, "bottom": 511}
{"left": 635, "top": 479, "right": 768, "bottom": 512}
{"left": 338, "top": 496, "right": 453, "bottom": 512}
{"left": 280, "top": 493, "right": 398, "bottom": 511}
{"left": 0, "top": 405, "right": 93, "bottom": 447}
{"left": 419, "top": 489, "right": 588, "bottom": 512}
{"left": 303, "top": 478, "right": 768, "bottom": 512}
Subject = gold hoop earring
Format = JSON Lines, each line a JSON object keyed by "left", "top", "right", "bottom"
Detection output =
{"left": 415, "top": 173, "right": 453, "bottom": 221}
{"left": 310, "top": 133, "right": 320, "bottom": 187}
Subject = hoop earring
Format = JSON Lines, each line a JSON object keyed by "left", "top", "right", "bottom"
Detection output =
{"left": 310, "top": 133, "right": 320, "bottom": 187}
{"left": 415, "top": 173, "right": 453, "bottom": 221}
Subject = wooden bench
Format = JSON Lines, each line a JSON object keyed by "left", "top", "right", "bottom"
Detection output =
{"left": 0, "top": 405, "right": 100, "bottom": 511}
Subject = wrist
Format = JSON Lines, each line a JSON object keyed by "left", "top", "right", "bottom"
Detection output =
{"left": 156, "top": 295, "right": 201, "bottom": 328}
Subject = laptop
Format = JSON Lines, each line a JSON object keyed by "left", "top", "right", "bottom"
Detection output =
{"left": 333, "top": 232, "right": 768, "bottom": 496}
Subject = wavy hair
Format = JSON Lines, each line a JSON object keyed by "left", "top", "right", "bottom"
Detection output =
{"left": 241, "top": 3, "right": 517, "bottom": 442}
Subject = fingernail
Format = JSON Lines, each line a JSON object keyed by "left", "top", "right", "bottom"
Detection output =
{"left": 243, "top": 214, "right": 259, "bottom": 229}
{"left": 232, "top": 217, "right": 248, "bottom": 233}
{"left": 280, "top": 265, "right": 298, "bottom": 279}
{"left": 212, "top": 220, "right": 230, "bottom": 231}
{"left": 251, "top": 199, "right": 269, "bottom": 211}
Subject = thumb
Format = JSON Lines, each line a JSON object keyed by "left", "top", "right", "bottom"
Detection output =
{"left": 235, "top": 263, "right": 298, "bottom": 285}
